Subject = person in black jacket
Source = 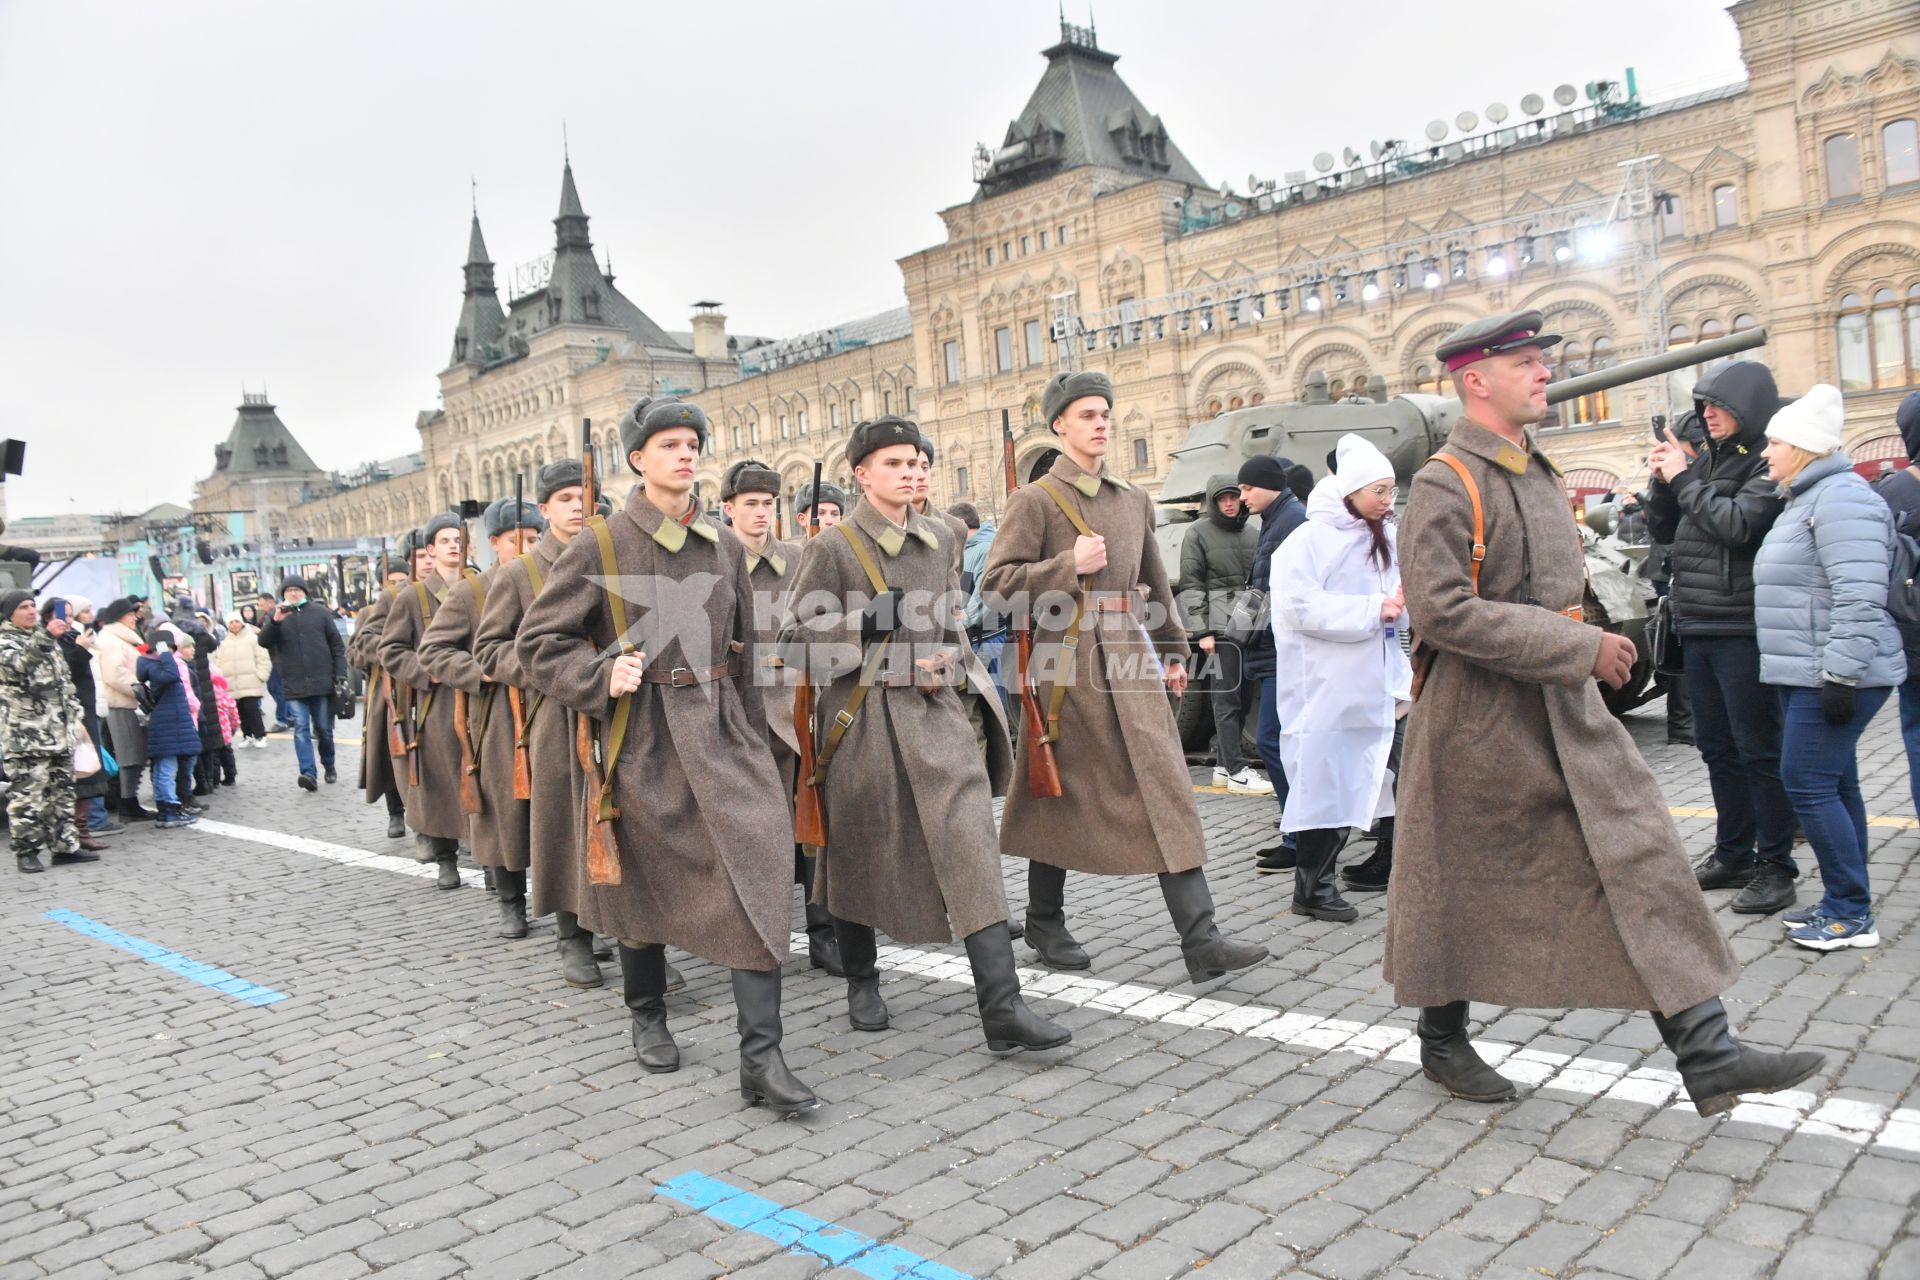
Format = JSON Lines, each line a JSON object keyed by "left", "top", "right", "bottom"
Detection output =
{"left": 1874, "top": 390, "right": 1920, "bottom": 820}
{"left": 258, "top": 578, "right": 347, "bottom": 791}
{"left": 1644, "top": 361, "right": 1798, "bottom": 915}
{"left": 1236, "top": 454, "right": 1309, "bottom": 872}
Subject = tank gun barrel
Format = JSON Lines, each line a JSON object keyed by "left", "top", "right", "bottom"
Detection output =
{"left": 1546, "top": 326, "right": 1768, "bottom": 407}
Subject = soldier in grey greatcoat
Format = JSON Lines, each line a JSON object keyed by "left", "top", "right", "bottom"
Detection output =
{"left": 720, "top": 458, "right": 843, "bottom": 977}
{"left": 519, "top": 399, "right": 816, "bottom": 1113}
{"left": 780, "top": 418, "right": 1070, "bottom": 1054}
{"left": 379, "top": 512, "right": 475, "bottom": 889}
{"left": 1391, "top": 310, "right": 1825, "bottom": 1116}
{"left": 352, "top": 533, "right": 421, "bottom": 839}
{"left": 421, "top": 500, "right": 546, "bottom": 939}
{"left": 474, "top": 462, "right": 602, "bottom": 988}
{"left": 983, "top": 372, "right": 1268, "bottom": 985}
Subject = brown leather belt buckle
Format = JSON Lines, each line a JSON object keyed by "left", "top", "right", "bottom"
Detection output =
{"left": 1092, "top": 595, "right": 1137, "bottom": 613}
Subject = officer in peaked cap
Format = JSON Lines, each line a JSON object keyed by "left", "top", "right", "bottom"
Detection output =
{"left": 1433, "top": 309, "right": 1561, "bottom": 376}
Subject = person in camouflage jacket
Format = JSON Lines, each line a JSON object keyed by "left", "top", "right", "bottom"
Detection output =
{"left": 0, "top": 590, "right": 87, "bottom": 872}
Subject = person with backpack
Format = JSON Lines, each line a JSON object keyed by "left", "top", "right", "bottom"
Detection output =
{"left": 1756, "top": 386, "right": 1905, "bottom": 951}
{"left": 1873, "top": 390, "right": 1920, "bottom": 818}
{"left": 1644, "top": 361, "right": 1799, "bottom": 916}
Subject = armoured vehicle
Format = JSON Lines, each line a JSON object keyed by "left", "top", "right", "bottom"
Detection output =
{"left": 1158, "top": 326, "right": 1770, "bottom": 750}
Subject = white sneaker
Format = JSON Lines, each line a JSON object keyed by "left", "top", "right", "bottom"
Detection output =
{"left": 1227, "top": 769, "right": 1275, "bottom": 795}
{"left": 1213, "top": 766, "right": 1231, "bottom": 785}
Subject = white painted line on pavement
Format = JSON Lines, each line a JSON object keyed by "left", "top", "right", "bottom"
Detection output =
{"left": 190, "top": 817, "right": 1918, "bottom": 1157}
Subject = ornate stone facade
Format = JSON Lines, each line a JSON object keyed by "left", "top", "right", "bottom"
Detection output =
{"left": 285, "top": 0, "right": 1918, "bottom": 542}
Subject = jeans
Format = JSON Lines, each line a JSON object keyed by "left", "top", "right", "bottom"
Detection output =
{"left": 267, "top": 669, "right": 289, "bottom": 726}
{"left": 1683, "top": 633, "right": 1797, "bottom": 873}
{"left": 1203, "top": 638, "right": 1253, "bottom": 775}
{"left": 1779, "top": 684, "right": 1889, "bottom": 920}
{"left": 286, "top": 696, "right": 335, "bottom": 779}
{"left": 88, "top": 795, "right": 109, "bottom": 830}
{"left": 151, "top": 755, "right": 181, "bottom": 809}
{"left": 1253, "top": 666, "right": 1291, "bottom": 828}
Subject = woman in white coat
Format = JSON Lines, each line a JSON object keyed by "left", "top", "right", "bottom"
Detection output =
{"left": 1270, "top": 434, "right": 1413, "bottom": 922}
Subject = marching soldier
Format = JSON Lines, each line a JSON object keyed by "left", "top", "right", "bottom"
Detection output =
{"left": 794, "top": 480, "right": 846, "bottom": 530}
{"left": 473, "top": 462, "right": 606, "bottom": 987}
{"left": 519, "top": 398, "right": 817, "bottom": 1111}
{"left": 983, "top": 371, "right": 1268, "bottom": 983}
{"left": 419, "top": 499, "right": 545, "bottom": 938}
{"left": 1390, "top": 311, "right": 1825, "bottom": 1114}
{"left": 781, "top": 417, "right": 1069, "bottom": 1053}
{"left": 912, "top": 432, "right": 970, "bottom": 574}
{"left": 352, "top": 531, "right": 421, "bottom": 839}
{"left": 720, "top": 458, "right": 843, "bottom": 976}
{"left": 379, "top": 511, "right": 475, "bottom": 890}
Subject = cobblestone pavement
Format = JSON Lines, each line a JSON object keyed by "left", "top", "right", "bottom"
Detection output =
{"left": 5, "top": 697, "right": 1918, "bottom": 1280}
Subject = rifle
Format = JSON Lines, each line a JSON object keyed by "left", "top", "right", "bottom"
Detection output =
{"left": 575, "top": 420, "right": 623, "bottom": 885}
{"left": 792, "top": 460, "right": 827, "bottom": 847}
{"left": 1005, "top": 409, "right": 1063, "bottom": 797}
{"left": 509, "top": 473, "right": 533, "bottom": 800}
{"left": 451, "top": 497, "right": 485, "bottom": 810}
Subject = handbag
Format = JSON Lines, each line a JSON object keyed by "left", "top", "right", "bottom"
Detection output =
{"left": 1648, "top": 594, "right": 1685, "bottom": 676}
{"left": 331, "top": 678, "right": 356, "bottom": 721}
{"left": 1223, "top": 587, "right": 1270, "bottom": 646}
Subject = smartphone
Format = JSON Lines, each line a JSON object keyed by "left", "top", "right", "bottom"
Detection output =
{"left": 1648, "top": 413, "right": 1668, "bottom": 445}
{"left": 52, "top": 600, "right": 67, "bottom": 621}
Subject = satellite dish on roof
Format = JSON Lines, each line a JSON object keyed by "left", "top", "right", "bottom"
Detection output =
{"left": 1521, "top": 93, "right": 1546, "bottom": 115}
{"left": 1342, "top": 146, "right": 1361, "bottom": 167}
{"left": 1455, "top": 111, "right": 1479, "bottom": 132}
{"left": 1424, "top": 119, "right": 1448, "bottom": 142}
{"left": 1444, "top": 143, "right": 1465, "bottom": 160}
{"left": 1313, "top": 152, "right": 1335, "bottom": 173}
{"left": 1553, "top": 83, "right": 1578, "bottom": 106}
{"left": 1486, "top": 102, "right": 1510, "bottom": 124}
{"left": 1368, "top": 140, "right": 1384, "bottom": 160}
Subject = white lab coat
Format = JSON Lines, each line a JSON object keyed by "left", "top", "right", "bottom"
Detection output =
{"left": 1269, "top": 476, "right": 1413, "bottom": 833}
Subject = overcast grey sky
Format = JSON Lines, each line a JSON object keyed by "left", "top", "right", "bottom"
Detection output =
{"left": 0, "top": 0, "right": 1748, "bottom": 519}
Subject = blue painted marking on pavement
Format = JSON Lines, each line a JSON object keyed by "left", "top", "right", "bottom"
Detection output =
{"left": 655, "top": 1171, "right": 973, "bottom": 1280}
{"left": 44, "top": 909, "right": 288, "bottom": 1007}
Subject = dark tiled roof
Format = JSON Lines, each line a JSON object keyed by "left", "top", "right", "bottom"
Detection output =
{"left": 212, "top": 398, "right": 322, "bottom": 476}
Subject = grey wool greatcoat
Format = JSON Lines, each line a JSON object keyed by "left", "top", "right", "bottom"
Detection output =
{"left": 736, "top": 531, "right": 805, "bottom": 772}
{"left": 517, "top": 490, "right": 793, "bottom": 972}
{"left": 778, "top": 499, "right": 1013, "bottom": 942}
{"left": 983, "top": 454, "right": 1206, "bottom": 875}
{"left": 352, "top": 589, "right": 403, "bottom": 804}
{"left": 379, "top": 573, "right": 473, "bottom": 842}
{"left": 474, "top": 531, "right": 582, "bottom": 917}
{"left": 1388, "top": 419, "right": 1738, "bottom": 1015}
{"left": 419, "top": 566, "right": 529, "bottom": 871}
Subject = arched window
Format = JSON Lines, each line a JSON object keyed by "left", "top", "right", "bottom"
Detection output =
{"left": 1826, "top": 134, "right": 1862, "bottom": 199}
{"left": 1413, "top": 364, "right": 1443, "bottom": 396}
{"left": 1885, "top": 119, "right": 1919, "bottom": 188}
{"left": 1836, "top": 289, "right": 1920, "bottom": 392}
{"left": 1205, "top": 398, "right": 1222, "bottom": 420}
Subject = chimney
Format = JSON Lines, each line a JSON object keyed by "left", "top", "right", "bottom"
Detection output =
{"left": 691, "top": 301, "right": 728, "bottom": 360}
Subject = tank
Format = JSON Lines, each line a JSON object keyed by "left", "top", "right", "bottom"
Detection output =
{"left": 1162, "top": 325, "right": 1770, "bottom": 748}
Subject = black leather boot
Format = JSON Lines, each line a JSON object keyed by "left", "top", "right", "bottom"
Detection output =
{"left": 435, "top": 851, "right": 461, "bottom": 890}
{"left": 1292, "top": 828, "right": 1358, "bottom": 922}
{"left": 385, "top": 792, "right": 406, "bottom": 839}
{"left": 555, "top": 910, "right": 603, "bottom": 988}
{"left": 732, "top": 968, "right": 818, "bottom": 1113}
{"left": 482, "top": 866, "right": 497, "bottom": 894}
{"left": 120, "top": 768, "right": 153, "bottom": 822}
{"left": 964, "top": 922, "right": 1071, "bottom": 1053}
{"left": 833, "top": 918, "right": 889, "bottom": 1031}
{"left": 1159, "top": 868, "right": 1269, "bottom": 982}
{"left": 496, "top": 869, "right": 529, "bottom": 939}
{"left": 618, "top": 943, "right": 680, "bottom": 1073}
{"left": 1419, "top": 1002, "right": 1518, "bottom": 1102}
{"left": 1024, "top": 861, "right": 1091, "bottom": 970}
{"left": 1665, "top": 672, "right": 1694, "bottom": 745}
{"left": 798, "top": 850, "right": 844, "bottom": 976}
{"left": 1341, "top": 820, "right": 1392, "bottom": 893}
{"left": 1652, "top": 997, "right": 1825, "bottom": 1117}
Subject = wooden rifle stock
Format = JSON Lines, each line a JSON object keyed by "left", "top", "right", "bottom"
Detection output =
{"left": 454, "top": 689, "right": 482, "bottom": 814}
{"left": 792, "top": 462, "right": 827, "bottom": 846}
{"left": 508, "top": 687, "right": 532, "bottom": 799}
{"left": 1002, "top": 408, "right": 1063, "bottom": 798}
{"left": 575, "top": 707, "right": 622, "bottom": 885}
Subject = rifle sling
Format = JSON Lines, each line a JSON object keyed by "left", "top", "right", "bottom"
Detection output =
{"left": 811, "top": 523, "right": 893, "bottom": 786}
{"left": 1032, "top": 478, "right": 1095, "bottom": 745}
{"left": 520, "top": 552, "right": 548, "bottom": 735}
{"left": 588, "top": 516, "right": 635, "bottom": 821}
{"left": 411, "top": 571, "right": 478, "bottom": 734}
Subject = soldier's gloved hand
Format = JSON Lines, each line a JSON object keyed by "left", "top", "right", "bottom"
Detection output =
{"left": 1821, "top": 679, "right": 1856, "bottom": 726}
{"left": 859, "top": 589, "right": 905, "bottom": 643}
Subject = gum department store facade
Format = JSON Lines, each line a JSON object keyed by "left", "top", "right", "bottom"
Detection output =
{"left": 283, "top": 0, "right": 1919, "bottom": 544}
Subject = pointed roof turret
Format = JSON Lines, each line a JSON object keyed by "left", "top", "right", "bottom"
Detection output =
{"left": 212, "top": 393, "right": 322, "bottom": 477}
{"left": 554, "top": 160, "right": 590, "bottom": 249}
{"left": 448, "top": 209, "right": 507, "bottom": 368}
{"left": 975, "top": 18, "right": 1206, "bottom": 198}
{"left": 532, "top": 157, "right": 679, "bottom": 349}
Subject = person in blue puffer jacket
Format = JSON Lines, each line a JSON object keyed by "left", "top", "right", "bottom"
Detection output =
{"left": 136, "top": 636, "right": 204, "bottom": 829}
{"left": 1753, "top": 385, "right": 1905, "bottom": 952}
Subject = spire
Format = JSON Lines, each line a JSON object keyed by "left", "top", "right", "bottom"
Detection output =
{"left": 449, "top": 205, "right": 505, "bottom": 368}
{"left": 465, "top": 213, "right": 490, "bottom": 268}
{"left": 555, "top": 159, "right": 590, "bottom": 250}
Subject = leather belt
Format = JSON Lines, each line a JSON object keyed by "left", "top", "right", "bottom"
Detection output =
{"left": 1092, "top": 594, "right": 1139, "bottom": 613}
{"left": 640, "top": 658, "right": 737, "bottom": 687}
{"left": 870, "top": 668, "right": 953, "bottom": 688}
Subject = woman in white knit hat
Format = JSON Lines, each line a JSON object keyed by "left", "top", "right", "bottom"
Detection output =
{"left": 1753, "top": 384, "right": 1905, "bottom": 951}
{"left": 1269, "top": 433, "right": 1414, "bottom": 922}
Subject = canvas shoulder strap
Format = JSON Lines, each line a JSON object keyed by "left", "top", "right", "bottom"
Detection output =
{"left": 519, "top": 552, "right": 550, "bottom": 731}
{"left": 1032, "top": 477, "right": 1093, "bottom": 744}
{"left": 586, "top": 516, "right": 635, "bottom": 820}
{"left": 812, "top": 522, "right": 894, "bottom": 784}
{"left": 1427, "top": 453, "right": 1485, "bottom": 594}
